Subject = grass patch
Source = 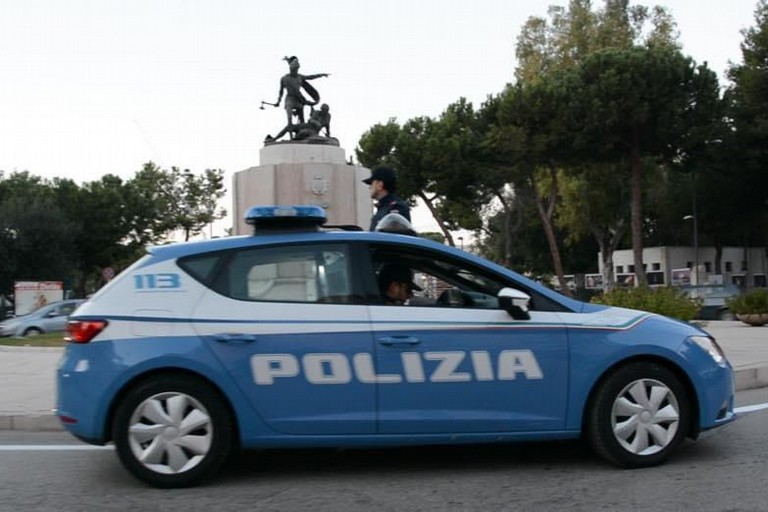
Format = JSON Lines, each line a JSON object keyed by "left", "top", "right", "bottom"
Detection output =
{"left": 0, "top": 332, "right": 67, "bottom": 347}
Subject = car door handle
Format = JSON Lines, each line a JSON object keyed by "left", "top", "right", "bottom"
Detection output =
{"left": 377, "top": 336, "right": 420, "bottom": 346}
{"left": 213, "top": 333, "right": 258, "bottom": 343}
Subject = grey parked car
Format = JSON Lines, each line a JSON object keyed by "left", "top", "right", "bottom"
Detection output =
{"left": 681, "top": 285, "right": 740, "bottom": 321}
{"left": 0, "top": 299, "right": 85, "bottom": 337}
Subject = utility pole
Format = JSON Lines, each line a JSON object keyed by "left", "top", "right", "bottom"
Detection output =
{"left": 684, "top": 169, "right": 699, "bottom": 286}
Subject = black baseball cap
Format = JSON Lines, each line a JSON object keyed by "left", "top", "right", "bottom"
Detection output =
{"left": 378, "top": 263, "right": 422, "bottom": 291}
{"left": 362, "top": 165, "right": 396, "bottom": 188}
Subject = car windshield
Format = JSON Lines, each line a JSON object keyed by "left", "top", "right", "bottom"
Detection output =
{"left": 682, "top": 284, "right": 739, "bottom": 296}
{"left": 680, "top": 285, "right": 740, "bottom": 304}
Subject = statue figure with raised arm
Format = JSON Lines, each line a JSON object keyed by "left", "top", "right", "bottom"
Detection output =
{"left": 276, "top": 56, "right": 329, "bottom": 128}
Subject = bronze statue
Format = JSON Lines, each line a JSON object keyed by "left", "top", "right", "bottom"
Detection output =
{"left": 266, "top": 104, "right": 331, "bottom": 142}
{"left": 263, "top": 56, "right": 337, "bottom": 144}
{"left": 310, "top": 103, "right": 331, "bottom": 137}
{"left": 276, "top": 56, "right": 329, "bottom": 127}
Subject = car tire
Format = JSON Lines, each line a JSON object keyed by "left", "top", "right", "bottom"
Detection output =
{"left": 587, "top": 362, "right": 690, "bottom": 468}
{"left": 23, "top": 327, "right": 42, "bottom": 337}
{"left": 113, "top": 374, "right": 234, "bottom": 488}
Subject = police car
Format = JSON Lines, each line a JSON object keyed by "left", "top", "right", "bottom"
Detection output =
{"left": 57, "top": 206, "right": 736, "bottom": 488}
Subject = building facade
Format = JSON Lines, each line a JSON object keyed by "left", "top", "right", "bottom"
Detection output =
{"left": 597, "top": 246, "right": 768, "bottom": 289}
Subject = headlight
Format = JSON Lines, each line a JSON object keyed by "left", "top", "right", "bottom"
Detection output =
{"left": 690, "top": 335, "right": 727, "bottom": 364}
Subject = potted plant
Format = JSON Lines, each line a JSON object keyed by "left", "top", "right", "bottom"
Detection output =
{"left": 725, "top": 288, "right": 768, "bottom": 326}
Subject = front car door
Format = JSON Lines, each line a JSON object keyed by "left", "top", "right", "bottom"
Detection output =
{"left": 366, "top": 243, "right": 570, "bottom": 434}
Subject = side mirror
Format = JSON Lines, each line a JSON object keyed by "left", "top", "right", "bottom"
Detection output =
{"left": 498, "top": 287, "right": 531, "bottom": 320}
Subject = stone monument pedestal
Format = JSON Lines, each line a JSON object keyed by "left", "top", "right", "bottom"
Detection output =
{"left": 232, "top": 142, "right": 371, "bottom": 235}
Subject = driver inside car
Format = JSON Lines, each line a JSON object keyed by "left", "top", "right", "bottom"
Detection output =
{"left": 377, "top": 263, "right": 422, "bottom": 305}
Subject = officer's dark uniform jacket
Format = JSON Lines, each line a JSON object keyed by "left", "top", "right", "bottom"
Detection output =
{"left": 369, "top": 193, "right": 411, "bottom": 231}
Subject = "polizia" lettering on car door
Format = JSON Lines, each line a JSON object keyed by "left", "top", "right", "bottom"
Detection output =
{"left": 251, "top": 350, "right": 543, "bottom": 385}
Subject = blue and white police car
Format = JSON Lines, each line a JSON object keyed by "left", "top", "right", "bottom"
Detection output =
{"left": 57, "top": 206, "right": 735, "bottom": 487}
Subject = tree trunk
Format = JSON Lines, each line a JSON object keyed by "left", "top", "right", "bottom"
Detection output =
{"left": 494, "top": 190, "right": 519, "bottom": 267}
{"left": 629, "top": 134, "right": 647, "bottom": 287}
{"left": 418, "top": 192, "right": 454, "bottom": 246}
{"left": 591, "top": 219, "right": 625, "bottom": 292}
{"left": 533, "top": 169, "right": 571, "bottom": 298}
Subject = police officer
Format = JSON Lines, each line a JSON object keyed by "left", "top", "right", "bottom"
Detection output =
{"left": 362, "top": 165, "right": 411, "bottom": 231}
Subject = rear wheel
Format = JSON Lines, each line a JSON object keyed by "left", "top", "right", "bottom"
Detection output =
{"left": 23, "top": 327, "right": 42, "bottom": 337}
{"left": 588, "top": 362, "right": 690, "bottom": 468}
{"left": 113, "top": 375, "right": 234, "bottom": 488}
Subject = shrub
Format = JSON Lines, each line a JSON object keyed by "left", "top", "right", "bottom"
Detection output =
{"left": 591, "top": 286, "right": 702, "bottom": 321}
{"left": 726, "top": 288, "right": 768, "bottom": 315}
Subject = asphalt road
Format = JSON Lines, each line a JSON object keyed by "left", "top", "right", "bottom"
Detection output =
{"left": 0, "top": 388, "right": 767, "bottom": 512}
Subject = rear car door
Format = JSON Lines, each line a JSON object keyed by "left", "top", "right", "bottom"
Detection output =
{"left": 186, "top": 241, "right": 376, "bottom": 435}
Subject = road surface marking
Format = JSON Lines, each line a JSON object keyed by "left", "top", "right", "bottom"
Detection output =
{"left": 0, "top": 445, "right": 113, "bottom": 451}
{"left": 734, "top": 402, "right": 768, "bottom": 414}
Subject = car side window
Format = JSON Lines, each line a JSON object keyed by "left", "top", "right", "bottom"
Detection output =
{"left": 178, "top": 254, "right": 222, "bottom": 287}
{"left": 59, "top": 303, "right": 77, "bottom": 316}
{"left": 214, "top": 244, "right": 361, "bottom": 304}
{"left": 369, "top": 245, "right": 503, "bottom": 309}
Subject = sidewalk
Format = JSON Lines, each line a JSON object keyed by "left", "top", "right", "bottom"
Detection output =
{"left": 0, "top": 321, "right": 766, "bottom": 432}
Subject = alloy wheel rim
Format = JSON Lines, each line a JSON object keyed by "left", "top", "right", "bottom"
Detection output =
{"left": 128, "top": 392, "right": 213, "bottom": 474}
{"left": 611, "top": 378, "right": 680, "bottom": 456}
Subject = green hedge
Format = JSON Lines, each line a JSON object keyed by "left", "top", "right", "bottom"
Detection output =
{"left": 726, "top": 288, "right": 768, "bottom": 314}
{"left": 591, "top": 286, "right": 702, "bottom": 321}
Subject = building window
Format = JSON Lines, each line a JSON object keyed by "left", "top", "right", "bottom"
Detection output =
{"left": 652, "top": 263, "right": 661, "bottom": 271}
{"left": 616, "top": 266, "right": 624, "bottom": 274}
{"left": 686, "top": 261, "right": 693, "bottom": 269}
{"left": 704, "top": 262, "right": 712, "bottom": 272}
{"left": 741, "top": 261, "right": 748, "bottom": 271}
{"left": 628, "top": 265, "right": 635, "bottom": 273}
{"left": 725, "top": 262, "right": 733, "bottom": 272}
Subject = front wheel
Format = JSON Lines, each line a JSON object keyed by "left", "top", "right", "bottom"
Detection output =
{"left": 587, "top": 362, "right": 690, "bottom": 468}
{"left": 112, "top": 374, "right": 234, "bottom": 488}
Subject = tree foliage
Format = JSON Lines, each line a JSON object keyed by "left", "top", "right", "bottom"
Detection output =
{"left": 0, "top": 164, "right": 228, "bottom": 296}
{"left": 493, "top": 0, "right": 686, "bottom": 291}
{"left": 726, "top": 0, "right": 768, "bottom": 249}
{"left": 354, "top": 0, "right": 763, "bottom": 296}
{"left": 552, "top": 46, "right": 722, "bottom": 285}
{"left": 356, "top": 99, "right": 490, "bottom": 245}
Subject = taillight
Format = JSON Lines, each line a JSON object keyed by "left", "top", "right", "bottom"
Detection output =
{"left": 66, "top": 320, "right": 108, "bottom": 343}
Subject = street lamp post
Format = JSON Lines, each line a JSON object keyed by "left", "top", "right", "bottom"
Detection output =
{"left": 684, "top": 214, "right": 699, "bottom": 286}
{"left": 685, "top": 139, "right": 719, "bottom": 286}
{"left": 458, "top": 236, "right": 464, "bottom": 251}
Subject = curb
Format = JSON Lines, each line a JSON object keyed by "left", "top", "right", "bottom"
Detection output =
{"left": 0, "top": 413, "right": 62, "bottom": 432}
{"left": 2, "top": 366, "right": 766, "bottom": 433}
{"left": 0, "top": 345, "right": 64, "bottom": 353}
{"left": 733, "top": 365, "right": 768, "bottom": 392}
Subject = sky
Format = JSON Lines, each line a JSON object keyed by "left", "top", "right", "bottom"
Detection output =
{"left": 0, "top": 0, "right": 761, "bottom": 234}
